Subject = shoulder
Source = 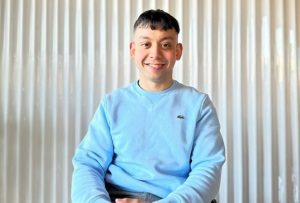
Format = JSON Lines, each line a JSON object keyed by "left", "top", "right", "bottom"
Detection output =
{"left": 173, "top": 81, "right": 217, "bottom": 114}
{"left": 103, "top": 82, "right": 136, "bottom": 101}
{"left": 99, "top": 82, "right": 138, "bottom": 112}
{"left": 173, "top": 81, "right": 208, "bottom": 101}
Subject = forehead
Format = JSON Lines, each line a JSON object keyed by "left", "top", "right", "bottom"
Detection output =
{"left": 134, "top": 27, "right": 178, "bottom": 41}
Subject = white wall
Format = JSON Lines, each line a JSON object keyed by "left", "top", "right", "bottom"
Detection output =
{"left": 0, "top": 0, "right": 299, "bottom": 202}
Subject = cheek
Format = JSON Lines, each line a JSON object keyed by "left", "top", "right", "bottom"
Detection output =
{"left": 165, "top": 52, "right": 177, "bottom": 61}
{"left": 134, "top": 52, "right": 145, "bottom": 63}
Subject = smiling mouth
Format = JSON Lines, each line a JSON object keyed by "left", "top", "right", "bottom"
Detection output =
{"left": 144, "top": 63, "right": 166, "bottom": 70}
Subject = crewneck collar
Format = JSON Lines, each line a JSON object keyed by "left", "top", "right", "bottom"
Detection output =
{"left": 135, "top": 80, "right": 178, "bottom": 95}
{"left": 133, "top": 80, "right": 178, "bottom": 104}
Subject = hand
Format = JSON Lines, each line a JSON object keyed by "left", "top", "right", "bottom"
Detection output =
{"left": 115, "top": 198, "right": 145, "bottom": 203}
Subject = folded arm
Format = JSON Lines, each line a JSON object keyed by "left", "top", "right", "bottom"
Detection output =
{"left": 72, "top": 99, "right": 113, "bottom": 203}
{"left": 156, "top": 96, "right": 226, "bottom": 203}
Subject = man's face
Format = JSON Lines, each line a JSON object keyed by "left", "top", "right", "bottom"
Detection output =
{"left": 130, "top": 27, "right": 183, "bottom": 90}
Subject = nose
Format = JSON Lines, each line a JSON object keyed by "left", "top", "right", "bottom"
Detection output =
{"left": 149, "top": 44, "right": 162, "bottom": 59}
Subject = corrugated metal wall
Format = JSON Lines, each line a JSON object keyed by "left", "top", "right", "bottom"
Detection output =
{"left": 0, "top": 0, "right": 299, "bottom": 202}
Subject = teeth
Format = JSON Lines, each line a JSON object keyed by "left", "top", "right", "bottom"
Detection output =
{"left": 145, "top": 63, "right": 164, "bottom": 66}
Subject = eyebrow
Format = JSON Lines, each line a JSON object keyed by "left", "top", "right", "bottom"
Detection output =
{"left": 138, "top": 36, "right": 176, "bottom": 41}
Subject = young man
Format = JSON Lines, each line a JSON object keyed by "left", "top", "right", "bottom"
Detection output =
{"left": 72, "top": 9, "right": 225, "bottom": 203}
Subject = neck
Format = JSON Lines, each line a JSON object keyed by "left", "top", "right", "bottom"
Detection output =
{"left": 138, "top": 79, "right": 173, "bottom": 92}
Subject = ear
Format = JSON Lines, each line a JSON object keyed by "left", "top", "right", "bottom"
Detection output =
{"left": 130, "top": 42, "right": 135, "bottom": 57}
{"left": 176, "top": 43, "right": 183, "bottom": 60}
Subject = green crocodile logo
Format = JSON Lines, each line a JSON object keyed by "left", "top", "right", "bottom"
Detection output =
{"left": 177, "top": 115, "right": 184, "bottom": 119}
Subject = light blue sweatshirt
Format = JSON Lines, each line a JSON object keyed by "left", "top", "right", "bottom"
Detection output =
{"left": 72, "top": 80, "right": 225, "bottom": 203}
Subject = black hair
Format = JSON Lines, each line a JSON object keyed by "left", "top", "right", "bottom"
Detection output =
{"left": 133, "top": 9, "right": 180, "bottom": 34}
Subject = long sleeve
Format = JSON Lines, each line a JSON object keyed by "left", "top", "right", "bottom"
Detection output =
{"left": 155, "top": 96, "right": 226, "bottom": 203}
{"left": 72, "top": 82, "right": 225, "bottom": 203}
{"left": 71, "top": 98, "right": 114, "bottom": 203}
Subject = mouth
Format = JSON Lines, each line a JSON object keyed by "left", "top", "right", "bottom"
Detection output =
{"left": 144, "top": 62, "right": 166, "bottom": 70}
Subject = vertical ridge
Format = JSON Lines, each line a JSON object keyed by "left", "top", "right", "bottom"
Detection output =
{"left": 15, "top": 0, "right": 24, "bottom": 202}
{"left": 51, "top": 0, "right": 58, "bottom": 202}
{"left": 27, "top": 0, "right": 36, "bottom": 202}
{"left": 0, "top": 1, "right": 11, "bottom": 202}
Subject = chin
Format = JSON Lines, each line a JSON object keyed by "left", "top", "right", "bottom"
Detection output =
{"left": 150, "top": 77, "right": 171, "bottom": 84}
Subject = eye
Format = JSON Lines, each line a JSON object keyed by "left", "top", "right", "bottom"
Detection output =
{"left": 140, "top": 42, "right": 151, "bottom": 48}
{"left": 162, "top": 42, "right": 172, "bottom": 49}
